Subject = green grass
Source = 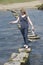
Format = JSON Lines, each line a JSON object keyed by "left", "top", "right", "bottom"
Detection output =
{"left": 0, "top": 0, "right": 35, "bottom": 4}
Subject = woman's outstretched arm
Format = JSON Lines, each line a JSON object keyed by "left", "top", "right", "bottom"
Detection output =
{"left": 9, "top": 17, "right": 19, "bottom": 24}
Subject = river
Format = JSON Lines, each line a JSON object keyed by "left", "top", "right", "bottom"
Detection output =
{"left": 0, "top": 9, "right": 43, "bottom": 65}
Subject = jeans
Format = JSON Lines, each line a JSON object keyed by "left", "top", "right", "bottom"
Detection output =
{"left": 20, "top": 28, "right": 28, "bottom": 45}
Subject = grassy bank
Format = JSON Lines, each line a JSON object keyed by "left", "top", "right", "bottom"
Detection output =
{"left": 38, "top": 4, "right": 43, "bottom": 10}
{"left": 0, "top": 0, "right": 35, "bottom": 4}
{"left": 36, "top": 4, "right": 43, "bottom": 10}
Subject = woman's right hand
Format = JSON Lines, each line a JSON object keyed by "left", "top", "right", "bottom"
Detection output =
{"left": 9, "top": 22, "right": 12, "bottom": 24}
{"left": 9, "top": 21, "right": 16, "bottom": 24}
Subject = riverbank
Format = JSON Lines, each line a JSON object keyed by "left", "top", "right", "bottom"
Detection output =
{"left": 0, "top": 0, "right": 43, "bottom": 10}
{"left": 38, "top": 4, "right": 43, "bottom": 10}
{"left": 0, "top": 0, "right": 35, "bottom": 4}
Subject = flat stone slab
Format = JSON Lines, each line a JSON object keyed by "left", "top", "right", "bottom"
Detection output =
{"left": 19, "top": 48, "right": 31, "bottom": 53}
{"left": 4, "top": 61, "right": 20, "bottom": 65}
{"left": 4, "top": 51, "right": 30, "bottom": 65}
{"left": 28, "top": 34, "right": 40, "bottom": 39}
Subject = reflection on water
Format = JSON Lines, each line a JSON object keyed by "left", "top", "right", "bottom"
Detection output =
{"left": 0, "top": 9, "right": 43, "bottom": 65}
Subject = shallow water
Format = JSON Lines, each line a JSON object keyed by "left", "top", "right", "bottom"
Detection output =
{"left": 0, "top": 9, "right": 43, "bottom": 65}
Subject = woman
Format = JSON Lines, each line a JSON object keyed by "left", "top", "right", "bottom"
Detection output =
{"left": 10, "top": 8, "right": 34, "bottom": 48}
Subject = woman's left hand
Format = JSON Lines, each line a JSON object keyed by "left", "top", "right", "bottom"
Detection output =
{"left": 32, "top": 26, "right": 34, "bottom": 31}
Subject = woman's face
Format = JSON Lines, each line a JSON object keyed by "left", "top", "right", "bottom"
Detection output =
{"left": 21, "top": 11, "right": 26, "bottom": 15}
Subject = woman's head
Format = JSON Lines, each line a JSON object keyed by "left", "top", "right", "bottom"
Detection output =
{"left": 20, "top": 8, "right": 26, "bottom": 15}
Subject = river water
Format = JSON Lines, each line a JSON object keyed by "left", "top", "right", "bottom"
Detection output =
{"left": 0, "top": 9, "right": 43, "bottom": 65}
